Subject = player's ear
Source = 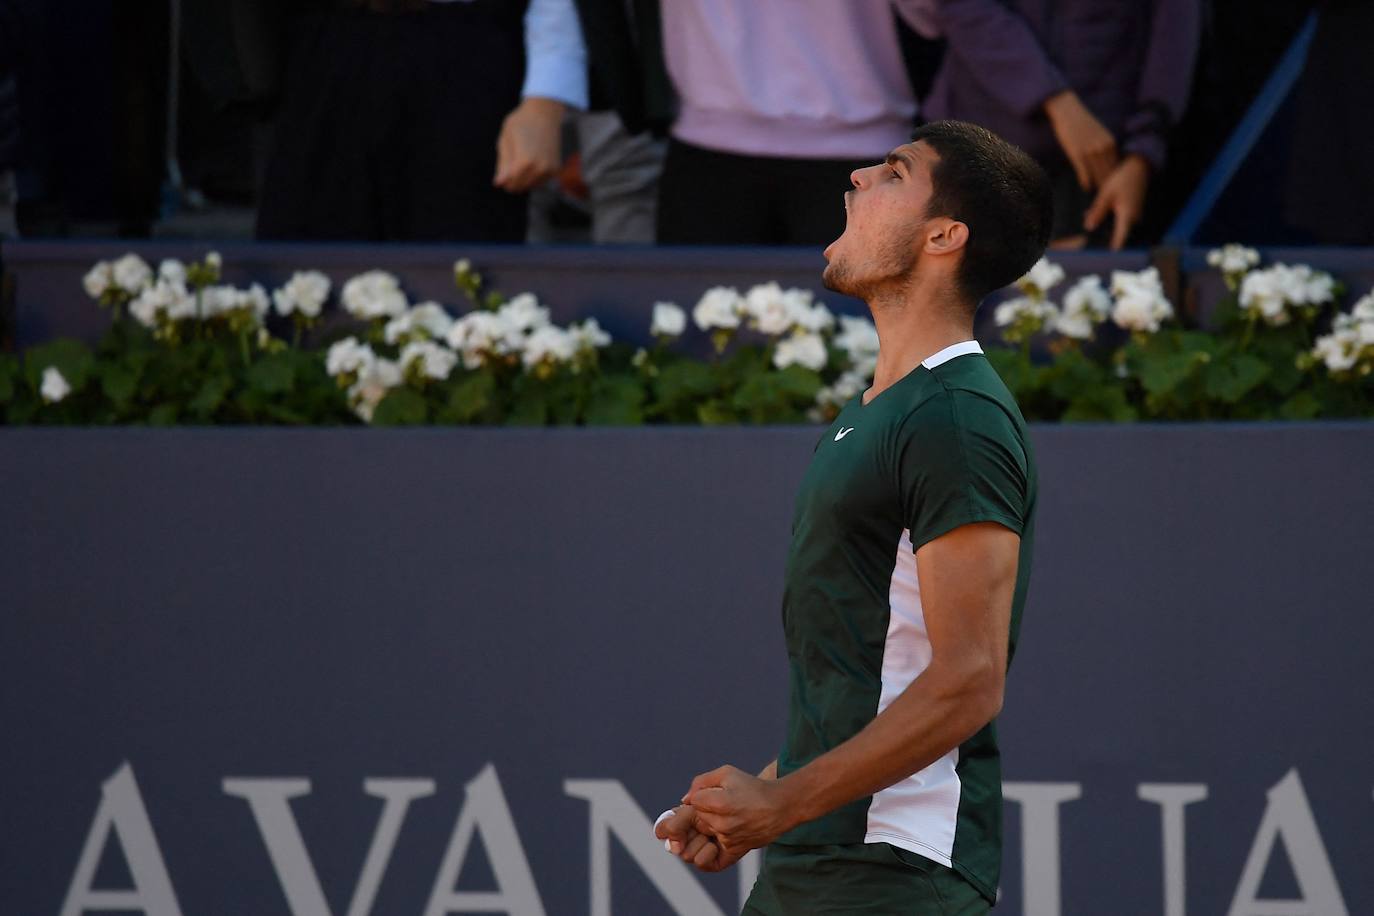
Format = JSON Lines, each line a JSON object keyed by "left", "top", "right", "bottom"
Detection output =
{"left": 923, "top": 218, "right": 969, "bottom": 257}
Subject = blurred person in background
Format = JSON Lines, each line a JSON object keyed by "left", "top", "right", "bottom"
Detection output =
{"left": 565, "top": 0, "right": 672, "bottom": 244}
{"left": 656, "top": 0, "right": 942, "bottom": 246}
{"left": 924, "top": 0, "right": 1199, "bottom": 250}
{"left": 256, "top": 0, "right": 586, "bottom": 242}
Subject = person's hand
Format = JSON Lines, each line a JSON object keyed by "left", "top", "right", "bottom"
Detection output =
{"left": 653, "top": 805, "right": 745, "bottom": 872}
{"left": 684, "top": 765, "right": 797, "bottom": 857}
{"left": 1044, "top": 90, "right": 1118, "bottom": 191}
{"left": 1084, "top": 154, "right": 1150, "bottom": 250}
{"left": 493, "top": 97, "right": 566, "bottom": 193}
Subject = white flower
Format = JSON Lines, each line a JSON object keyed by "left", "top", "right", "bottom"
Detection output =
{"left": 1312, "top": 331, "right": 1358, "bottom": 373}
{"left": 1303, "top": 269, "right": 1335, "bottom": 305}
{"left": 326, "top": 337, "right": 376, "bottom": 378}
{"left": 650, "top": 302, "right": 686, "bottom": 337}
{"left": 791, "top": 295, "right": 835, "bottom": 333}
{"left": 1110, "top": 266, "right": 1165, "bottom": 300}
{"left": 1017, "top": 258, "right": 1066, "bottom": 298}
{"left": 112, "top": 254, "right": 153, "bottom": 294}
{"left": 815, "top": 369, "right": 870, "bottom": 409}
{"left": 1206, "top": 244, "right": 1260, "bottom": 275}
{"left": 773, "top": 332, "right": 829, "bottom": 371}
{"left": 199, "top": 285, "right": 236, "bottom": 320}
{"left": 348, "top": 358, "right": 401, "bottom": 422}
{"left": 522, "top": 325, "right": 577, "bottom": 369}
{"left": 692, "top": 286, "right": 743, "bottom": 331}
{"left": 83, "top": 262, "right": 113, "bottom": 299}
{"left": 454, "top": 258, "right": 472, "bottom": 276}
{"left": 158, "top": 259, "right": 187, "bottom": 286}
{"left": 40, "top": 366, "right": 71, "bottom": 403}
{"left": 205, "top": 251, "right": 223, "bottom": 271}
{"left": 1238, "top": 263, "right": 1335, "bottom": 326}
{"left": 1055, "top": 275, "right": 1112, "bottom": 339}
{"left": 570, "top": 317, "right": 611, "bottom": 350}
{"left": 1109, "top": 268, "right": 1173, "bottom": 333}
{"left": 1352, "top": 292, "right": 1374, "bottom": 323}
{"left": 833, "top": 314, "right": 880, "bottom": 360}
{"left": 498, "top": 293, "right": 551, "bottom": 335}
{"left": 994, "top": 295, "right": 1058, "bottom": 329}
{"left": 128, "top": 278, "right": 196, "bottom": 327}
{"left": 243, "top": 284, "right": 270, "bottom": 319}
{"left": 446, "top": 311, "right": 519, "bottom": 369}
{"left": 743, "top": 282, "right": 794, "bottom": 335}
{"left": 385, "top": 302, "right": 454, "bottom": 345}
{"left": 399, "top": 340, "right": 458, "bottom": 381}
{"left": 273, "top": 271, "right": 331, "bottom": 319}
{"left": 1111, "top": 292, "right": 1171, "bottom": 333}
{"left": 341, "top": 270, "right": 408, "bottom": 320}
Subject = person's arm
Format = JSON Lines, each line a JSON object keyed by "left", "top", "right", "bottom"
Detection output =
{"left": 493, "top": 0, "right": 588, "bottom": 192}
{"left": 1121, "top": 0, "right": 1200, "bottom": 172}
{"left": 1083, "top": 0, "right": 1200, "bottom": 248}
{"left": 684, "top": 523, "right": 1018, "bottom": 855}
{"left": 930, "top": 0, "right": 1116, "bottom": 191}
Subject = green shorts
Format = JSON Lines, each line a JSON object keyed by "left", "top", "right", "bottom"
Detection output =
{"left": 741, "top": 842, "right": 992, "bottom": 915}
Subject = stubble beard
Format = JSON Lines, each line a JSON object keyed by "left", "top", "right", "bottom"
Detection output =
{"left": 822, "top": 221, "right": 923, "bottom": 304}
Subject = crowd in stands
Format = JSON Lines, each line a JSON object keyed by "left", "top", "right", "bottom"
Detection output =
{"left": 0, "top": 0, "right": 1369, "bottom": 247}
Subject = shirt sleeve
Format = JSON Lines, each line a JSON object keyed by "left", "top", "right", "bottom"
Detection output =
{"left": 522, "top": 0, "right": 589, "bottom": 109}
{"left": 930, "top": 0, "right": 1068, "bottom": 118}
{"left": 896, "top": 391, "right": 1030, "bottom": 551}
{"left": 1121, "top": 0, "right": 1201, "bottom": 170}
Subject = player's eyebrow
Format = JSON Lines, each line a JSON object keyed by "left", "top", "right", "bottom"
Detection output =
{"left": 886, "top": 149, "right": 917, "bottom": 177}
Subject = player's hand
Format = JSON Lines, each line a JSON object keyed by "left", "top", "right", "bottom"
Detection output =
{"left": 1084, "top": 154, "right": 1150, "bottom": 250}
{"left": 493, "top": 97, "right": 566, "bottom": 193}
{"left": 684, "top": 765, "right": 797, "bottom": 856}
{"left": 654, "top": 805, "right": 744, "bottom": 872}
{"left": 1044, "top": 90, "right": 1118, "bottom": 191}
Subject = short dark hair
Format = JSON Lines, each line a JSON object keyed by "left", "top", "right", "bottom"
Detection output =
{"left": 910, "top": 120, "right": 1054, "bottom": 306}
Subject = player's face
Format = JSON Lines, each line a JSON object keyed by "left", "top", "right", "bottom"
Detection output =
{"left": 822, "top": 141, "right": 938, "bottom": 299}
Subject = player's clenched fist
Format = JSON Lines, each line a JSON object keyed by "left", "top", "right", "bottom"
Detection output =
{"left": 653, "top": 805, "right": 747, "bottom": 873}
{"left": 684, "top": 765, "right": 798, "bottom": 855}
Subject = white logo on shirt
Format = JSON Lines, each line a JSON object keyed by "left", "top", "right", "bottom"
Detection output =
{"left": 834, "top": 427, "right": 855, "bottom": 441}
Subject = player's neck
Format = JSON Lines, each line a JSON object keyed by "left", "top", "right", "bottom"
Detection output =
{"left": 865, "top": 285, "right": 973, "bottom": 402}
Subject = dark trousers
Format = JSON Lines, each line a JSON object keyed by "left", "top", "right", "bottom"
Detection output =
{"left": 257, "top": 1, "right": 526, "bottom": 242}
{"left": 656, "top": 139, "right": 872, "bottom": 246}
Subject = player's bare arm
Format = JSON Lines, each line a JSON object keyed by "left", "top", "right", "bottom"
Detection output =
{"left": 685, "top": 522, "right": 1019, "bottom": 859}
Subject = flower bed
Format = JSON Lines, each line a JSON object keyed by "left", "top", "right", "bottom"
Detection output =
{"left": 2, "top": 246, "right": 1370, "bottom": 425}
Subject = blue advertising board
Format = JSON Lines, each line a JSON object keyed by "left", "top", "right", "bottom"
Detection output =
{"left": 2, "top": 425, "right": 1371, "bottom": 915}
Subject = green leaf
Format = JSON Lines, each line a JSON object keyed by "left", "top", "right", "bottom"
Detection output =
{"left": 985, "top": 348, "right": 1043, "bottom": 400}
{"left": 370, "top": 387, "right": 429, "bottom": 426}
{"left": 1202, "top": 354, "right": 1270, "bottom": 404}
{"left": 148, "top": 403, "right": 180, "bottom": 426}
{"left": 1138, "top": 352, "right": 1204, "bottom": 397}
{"left": 506, "top": 384, "right": 549, "bottom": 426}
{"left": 1062, "top": 386, "right": 1138, "bottom": 423}
{"left": 246, "top": 354, "right": 296, "bottom": 395}
{"left": 444, "top": 372, "right": 498, "bottom": 424}
{"left": 696, "top": 400, "right": 738, "bottom": 425}
{"left": 0, "top": 354, "right": 18, "bottom": 403}
{"left": 99, "top": 363, "right": 140, "bottom": 406}
{"left": 189, "top": 375, "right": 234, "bottom": 417}
{"left": 25, "top": 338, "right": 95, "bottom": 391}
{"left": 654, "top": 361, "right": 717, "bottom": 408}
{"left": 1278, "top": 390, "right": 1321, "bottom": 420}
{"left": 584, "top": 375, "right": 645, "bottom": 425}
{"left": 773, "top": 365, "right": 823, "bottom": 401}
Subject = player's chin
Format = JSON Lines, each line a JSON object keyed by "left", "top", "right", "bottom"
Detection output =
{"left": 821, "top": 255, "right": 851, "bottom": 295}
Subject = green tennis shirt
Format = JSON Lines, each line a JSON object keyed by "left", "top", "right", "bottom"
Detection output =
{"left": 774, "top": 340, "right": 1036, "bottom": 904}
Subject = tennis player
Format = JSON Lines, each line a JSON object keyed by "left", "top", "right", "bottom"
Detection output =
{"left": 656, "top": 120, "right": 1052, "bottom": 913}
